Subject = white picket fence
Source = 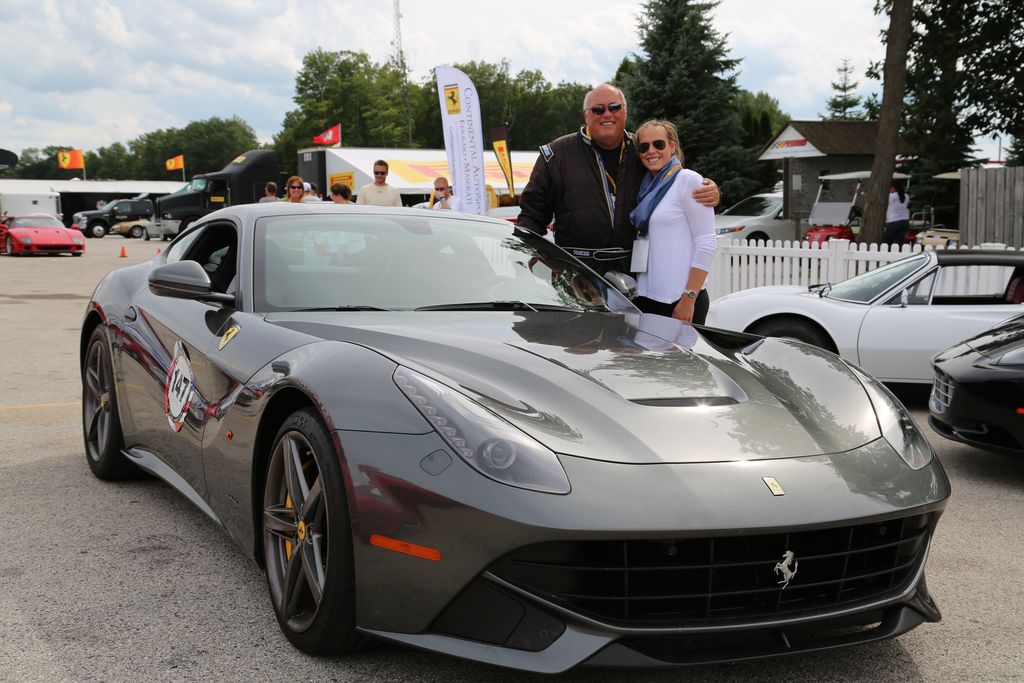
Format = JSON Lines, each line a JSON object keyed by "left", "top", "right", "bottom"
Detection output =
{"left": 708, "top": 239, "right": 1018, "bottom": 300}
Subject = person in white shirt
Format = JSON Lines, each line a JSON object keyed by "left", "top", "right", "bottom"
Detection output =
{"left": 356, "top": 160, "right": 403, "bottom": 207}
{"left": 431, "top": 177, "right": 464, "bottom": 211}
{"left": 258, "top": 181, "right": 278, "bottom": 202}
{"left": 628, "top": 119, "right": 716, "bottom": 325}
{"left": 883, "top": 181, "right": 911, "bottom": 246}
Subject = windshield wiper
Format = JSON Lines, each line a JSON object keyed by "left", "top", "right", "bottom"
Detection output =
{"left": 289, "top": 305, "right": 394, "bottom": 312}
{"left": 415, "top": 301, "right": 539, "bottom": 312}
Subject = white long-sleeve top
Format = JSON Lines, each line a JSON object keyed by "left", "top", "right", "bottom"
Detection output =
{"left": 886, "top": 191, "right": 911, "bottom": 222}
{"left": 636, "top": 168, "right": 717, "bottom": 304}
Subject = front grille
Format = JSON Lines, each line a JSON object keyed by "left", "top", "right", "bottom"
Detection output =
{"left": 488, "top": 514, "right": 933, "bottom": 627}
{"left": 930, "top": 370, "right": 954, "bottom": 413}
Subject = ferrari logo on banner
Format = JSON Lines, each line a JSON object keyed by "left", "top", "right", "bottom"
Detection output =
{"left": 443, "top": 85, "right": 461, "bottom": 115}
{"left": 57, "top": 149, "right": 84, "bottom": 170}
{"left": 313, "top": 124, "right": 341, "bottom": 145}
{"left": 165, "top": 154, "right": 185, "bottom": 171}
{"left": 488, "top": 124, "right": 516, "bottom": 199}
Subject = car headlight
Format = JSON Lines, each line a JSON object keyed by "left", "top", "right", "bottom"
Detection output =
{"left": 19, "top": 236, "right": 32, "bottom": 245}
{"left": 393, "top": 366, "right": 571, "bottom": 494}
{"left": 849, "top": 366, "right": 933, "bottom": 469}
{"left": 73, "top": 237, "right": 84, "bottom": 244}
{"left": 992, "top": 345, "right": 1024, "bottom": 366}
{"left": 716, "top": 225, "right": 745, "bottom": 235}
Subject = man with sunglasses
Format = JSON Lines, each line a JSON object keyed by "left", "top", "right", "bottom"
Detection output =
{"left": 518, "top": 83, "right": 719, "bottom": 274}
{"left": 431, "top": 176, "right": 464, "bottom": 211}
{"left": 356, "top": 160, "right": 403, "bottom": 206}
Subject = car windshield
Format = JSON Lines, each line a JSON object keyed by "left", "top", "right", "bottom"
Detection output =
{"left": 825, "top": 253, "right": 929, "bottom": 303}
{"left": 14, "top": 216, "right": 64, "bottom": 228}
{"left": 721, "top": 196, "right": 781, "bottom": 217}
{"left": 253, "top": 214, "right": 637, "bottom": 314}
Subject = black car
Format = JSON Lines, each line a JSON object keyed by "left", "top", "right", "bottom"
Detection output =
{"left": 930, "top": 312, "right": 1024, "bottom": 454}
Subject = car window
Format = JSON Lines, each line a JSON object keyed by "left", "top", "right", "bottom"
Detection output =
{"left": 14, "top": 216, "right": 64, "bottom": 228}
{"left": 164, "top": 227, "right": 205, "bottom": 264}
{"left": 826, "top": 254, "right": 929, "bottom": 303}
{"left": 886, "top": 270, "right": 936, "bottom": 305}
{"left": 180, "top": 223, "right": 238, "bottom": 294}
{"left": 722, "top": 196, "right": 781, "bottom": 217}
{"left": 253, "top": 214, "right": 634, "bottom": 313}
{"left": 933, "top": 264, "right": 1016, "bottom": 299}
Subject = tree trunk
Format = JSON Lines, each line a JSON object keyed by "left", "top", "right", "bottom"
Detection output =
{"left": 862, "top": 0, "right": 913, "bottom": 245}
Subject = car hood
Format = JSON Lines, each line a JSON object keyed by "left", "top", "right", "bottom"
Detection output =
{"left": 266, "top": 311, "right": 881, "bottom": 464}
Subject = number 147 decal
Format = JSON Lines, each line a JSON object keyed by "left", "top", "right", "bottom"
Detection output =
{"left": 164, "top": 341, "right": 196, "bottom": 432}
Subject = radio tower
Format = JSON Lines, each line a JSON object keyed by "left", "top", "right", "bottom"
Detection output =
{"left": 392, "top": 0, "right": 413, "bottom": 144}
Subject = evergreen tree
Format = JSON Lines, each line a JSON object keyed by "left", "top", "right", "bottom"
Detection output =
{"left": 621, "top": 0, "right": 758, "bottom": 201}
{"left": 1006, "top": 136, "right": 1023, "bottom": 167}
{"left": 822, "top": 58, "right": 865, "bottom": 120}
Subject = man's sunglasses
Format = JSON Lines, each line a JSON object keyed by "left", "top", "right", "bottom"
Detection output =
{"left": 434, "top": 187, "right": 446, "bottom": 192}
{"left": 587, "top": 102, "right": 624, "bottom": 116}
{"left": 373, "top": 171, "right": 388, "bottom": 176}
{"left": 637, "top": 139, "right": 668, "bottom": 154}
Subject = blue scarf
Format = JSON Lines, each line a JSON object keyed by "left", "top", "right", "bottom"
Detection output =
{"left": 629, "top": 157, "right": 682, "bottom": 236}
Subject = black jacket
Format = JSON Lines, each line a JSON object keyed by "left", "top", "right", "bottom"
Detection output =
{"left": 518, "top": 127, "right": 645, "bottom": 271}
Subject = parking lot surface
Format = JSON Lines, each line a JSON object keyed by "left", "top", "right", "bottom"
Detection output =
{"left": 1, "top": 239, "right": 1022, "bottom": 681}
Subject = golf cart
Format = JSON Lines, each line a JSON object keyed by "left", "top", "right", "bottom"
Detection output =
{"left": 803, "top": 170, "right": 912, "bottom": 245}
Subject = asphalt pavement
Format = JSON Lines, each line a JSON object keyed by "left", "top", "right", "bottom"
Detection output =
{"left": 1, "top": 237, "right": 1022, "bottom": 681}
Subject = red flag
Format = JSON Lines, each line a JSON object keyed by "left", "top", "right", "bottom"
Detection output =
{"left": 312, "top": 124, "right": 341, "bottom": 145}
{"left": 165, "top": 154, "right": 185, "bottom": 171}
{"left": 57, "top": 149, "right": 85, "bottom": 170}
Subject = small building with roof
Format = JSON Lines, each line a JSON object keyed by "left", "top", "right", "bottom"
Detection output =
{"left": 759, "top": 121, "right": 915, "bottom": 234}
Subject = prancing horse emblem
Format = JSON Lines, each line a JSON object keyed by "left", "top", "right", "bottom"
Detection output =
{"left": 774, "top": 550, "right": 798, "bottom": 589}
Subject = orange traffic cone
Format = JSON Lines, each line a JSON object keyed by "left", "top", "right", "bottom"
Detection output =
{"left": 119, "top": 246, "right": 127, "bottom": 258}
{"left": 156, "top": 248, "right": 161, "bottom": 254}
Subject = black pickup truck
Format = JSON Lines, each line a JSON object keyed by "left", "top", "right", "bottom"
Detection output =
{"left": 73, "top": 197, "right": 154, "bottom": 238}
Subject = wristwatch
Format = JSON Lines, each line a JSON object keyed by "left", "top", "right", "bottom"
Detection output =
{"left": 683, "top": 289, "right": 699, "bottom": 299}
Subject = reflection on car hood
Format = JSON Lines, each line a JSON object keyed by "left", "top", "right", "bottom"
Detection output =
{"left": 961, "top": 313, "right": 1024, "bottom": 357}
{"left": 267, "top": 311, "right": 881, "bottom": 464}
{"left": 714, "top": 213, "right": 762, "bottom": 228}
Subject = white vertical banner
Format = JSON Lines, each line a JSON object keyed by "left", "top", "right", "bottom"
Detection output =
{"left": 435, "top": 65, "right": 487, "bottom": 214}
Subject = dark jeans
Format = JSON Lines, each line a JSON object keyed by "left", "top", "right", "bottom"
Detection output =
{"left": 634, "top": 290, "right": 710, "bottom": 325}
{"left": 883, "top": 219, "right": 910, "bottom": 246}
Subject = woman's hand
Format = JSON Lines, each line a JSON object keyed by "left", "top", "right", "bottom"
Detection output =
{"left": 672, "top": 296, "right": 696, "bottom": 323}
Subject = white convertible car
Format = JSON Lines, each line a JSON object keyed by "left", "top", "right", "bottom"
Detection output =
{"left": 707, "top": 249, "right": 1024, "bottom": 383}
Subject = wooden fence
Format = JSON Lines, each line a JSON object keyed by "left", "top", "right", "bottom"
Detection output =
{"left": 961, "top": 166, "right": 1024, "bottom": 247}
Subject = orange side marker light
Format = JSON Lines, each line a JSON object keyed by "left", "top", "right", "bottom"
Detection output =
{"left": 370, "top": 534, "right": 442, "bottom": 561}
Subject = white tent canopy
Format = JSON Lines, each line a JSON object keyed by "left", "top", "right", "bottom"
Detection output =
{"left": 818, "top": 170, "right": 911, "bottom": 181}
{"left": 0, "top": 178, "right": 186, "bottom": 195}
{"left": 308, "top": 146, "right": 540, "bottom": 196}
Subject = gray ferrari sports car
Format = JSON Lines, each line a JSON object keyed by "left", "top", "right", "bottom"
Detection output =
{"left": 80, "top": 203, "right": 949, "bottom": 673}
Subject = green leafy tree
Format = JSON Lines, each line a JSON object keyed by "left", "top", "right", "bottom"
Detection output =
{"left": 1006, "top": 135, "right": 1023, "bottom": 166}
{"left": 822, "top": 58, "right": 865, "bottom": 121}
{"left": 621, "top": 0, "right": 759, "bottom": 202}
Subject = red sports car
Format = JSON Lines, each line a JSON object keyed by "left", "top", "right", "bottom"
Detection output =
{"left": 0, "top": 213, "right": 85, "bottom": 256}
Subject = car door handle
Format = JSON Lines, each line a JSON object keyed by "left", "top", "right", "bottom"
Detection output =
{"left": 125, "top": 306, "right": 137, "bottom": 322}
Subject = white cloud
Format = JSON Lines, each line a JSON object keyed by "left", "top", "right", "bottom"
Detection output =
{"left": 0, "top": 0, "right": 1002, "bottom": 162}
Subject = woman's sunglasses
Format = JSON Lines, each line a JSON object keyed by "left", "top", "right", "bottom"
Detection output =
{"left": 637, "top": 139, "right": 668, "bottom": 154}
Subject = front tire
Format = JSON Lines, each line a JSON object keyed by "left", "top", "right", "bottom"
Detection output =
{"left": 89, "top": 222, "right": 106, "bottom": 238}
{"left": 262, "top": 408, "right": 361, "bottom": 654}
{"left": 749, "top": 317, "right": 831, "bottom": 349}
{"left": 129, "top": 225, "right": 145, "bottom": 239}
{"left": 82, "top": 326, "right": 135, "bottom": 480}
{"left": 4, "top": 236, "right": 14, "bottom": 255}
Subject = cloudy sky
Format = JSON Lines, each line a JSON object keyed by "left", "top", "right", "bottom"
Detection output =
{"left": 0, "top": 0, "right": 1002, "bottom": 161}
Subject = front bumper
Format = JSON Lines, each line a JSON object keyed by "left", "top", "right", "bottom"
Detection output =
{"left": 929, "top": 364, "right": 1024, "bottom": 454}
{"left": 338, "top": 430, "right": 949, "bottom": 671}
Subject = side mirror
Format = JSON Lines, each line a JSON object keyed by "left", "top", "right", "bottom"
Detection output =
{"left": 149, "top": 260, "right": 235, "bottom": 305}
{"left": 899, "top": 289, "right": 909, "bottom": 307}
{"left": 604, "top": 271, "right": 638, "bottom": 298}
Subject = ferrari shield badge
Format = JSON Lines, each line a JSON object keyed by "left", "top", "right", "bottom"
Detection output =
{"left": 762, "top": 476, "right": 785, "bottom": 496}
{"left": 165, "top": 341, "right": 195, "bottom": 432}
{"left": 219, "top": 324, "right": 241, "bottom": 350}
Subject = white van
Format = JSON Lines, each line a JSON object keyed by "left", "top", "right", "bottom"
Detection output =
{"left": 0, "top": 192, "right": 62, "bottom": 221}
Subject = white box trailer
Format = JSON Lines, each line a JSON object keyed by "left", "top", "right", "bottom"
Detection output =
{"left": 0, "top": 191, "right": 62, "bottom": 220}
